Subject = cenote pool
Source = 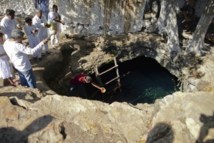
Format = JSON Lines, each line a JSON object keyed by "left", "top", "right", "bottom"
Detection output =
{"left": 86, "top": 56, "right": 179, "bottom": 104}
{"left": 47, "top": 55, "right": 180, "bottom": 104}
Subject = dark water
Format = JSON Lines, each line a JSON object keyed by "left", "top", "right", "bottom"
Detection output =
{"left": 88, "top": 56, "right": 179, "bottom": 104}
{"left": 115, "top": 69, "right": 177, "bottom": 104}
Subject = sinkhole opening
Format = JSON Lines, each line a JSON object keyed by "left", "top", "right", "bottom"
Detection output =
{"left": 89, "top": 56, "right": 179, "bottom": 104}
{"left": 46, "top": 56, "right": 179, "bottom": 105}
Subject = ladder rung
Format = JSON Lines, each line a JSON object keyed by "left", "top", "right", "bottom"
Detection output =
{"left": 105, "top": 76, "right": 120, "bottom": 85}
{"left": 98, "top": 65, "right": 118, "bottom": 76}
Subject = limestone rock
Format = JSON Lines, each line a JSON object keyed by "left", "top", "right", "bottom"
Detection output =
{"left": 0, "top": 0, "right": 206, "bottom": 34}
{"left": 1, "top": 88, "right": 214, "bottom": 143}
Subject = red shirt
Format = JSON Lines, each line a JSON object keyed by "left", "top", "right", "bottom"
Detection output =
{"left": 70, "top": 74, "right": 87, "bottom": 85}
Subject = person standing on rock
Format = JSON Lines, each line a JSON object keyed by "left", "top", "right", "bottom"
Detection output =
{"left": 32, "top": 9, "right": 50, "bottom": 55}
{"left": 0, "top": 9, "right": 17, "bottom": 39}
{"left": 3, "top": 29, "right": 50, "bottom": 88}
{"left": 48, "top": 4, "right": 64, "bottom": 48}
{"left": 35, "top": 0, "right": 49, "bottom": 20}
{"left": 0, "top": 32, "right": 16, "bottom": 86}
{"left": 24, "top": 17, "right": 41, "bottom": 60}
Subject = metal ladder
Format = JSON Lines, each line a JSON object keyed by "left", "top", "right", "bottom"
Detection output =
{"left": 94, "top": 57, "right": 121, "bottom": 92}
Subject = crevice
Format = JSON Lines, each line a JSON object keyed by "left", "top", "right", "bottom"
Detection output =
{"left": 59, "top": 123, "right": 67, "bottom": 140}
{"left": 9, "top": 98, "right": 27, "bottom": 110}
{"left": 146, "top": 123, "right": 174, "bottom": 143}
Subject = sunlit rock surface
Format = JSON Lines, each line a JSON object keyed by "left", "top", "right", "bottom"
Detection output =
{"left": 0, "top": 0, "right": 206, "bottom": 34}
{"left": 0, "top": 32, "right": 214, "bottom": 142}
{"left": 0, "top": 86, "right": 214, "bottom": 143}
{"left": 0, "top": 0, "right": 213, "bottom": 142}
{"left": 0, "top": 0, "right": 146, "bottom": 34}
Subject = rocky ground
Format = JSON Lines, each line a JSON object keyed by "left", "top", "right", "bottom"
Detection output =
{"left": 0, "top": 33, "right": 214, "bottom": 143}
{"left": 0, "top": 87, "right": 214, "bottom": 143}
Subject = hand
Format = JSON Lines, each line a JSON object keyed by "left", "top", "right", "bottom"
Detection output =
{"left": 42, "top": 36, "right": 50, "bottom": 44}
{"left": 35, "top": 29, "right": 38, "bottom": 33}
{"left": 16, "top": 24, "right": 22, "bottom": 30}
{"left": 32, "top": 29, "right": 38, "bottom": 34}
{"left": 100, "top": 87, "right": 106, "bottom": 93}
{"left": 45, "top": 23, "right": 51, "bottom": 28}
{"left": 61, "top": 21, "right": 65, "bottom": 25}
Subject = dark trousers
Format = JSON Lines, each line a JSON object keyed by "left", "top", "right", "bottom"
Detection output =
{"left": 69, "top": 84, "right": 87, "bottom": 98}
{"left": 17, "top": 69, "right": 36, "bottom": 88}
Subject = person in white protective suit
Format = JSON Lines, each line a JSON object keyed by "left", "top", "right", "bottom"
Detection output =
{"left": 0, "top": 31, "right": 16, "bottom": 86}
{"left": 0, "top": 9, "right": 17, "bottom": 39}
{"left": 48, "top": 4, "right": 64, "bottom": 47}
{"left": 32, "top": 9, "right": 50, "bottom": 55}
{"left": 35, "top": 0, "right": 49, "bottom": 20}
{"left": 24, "top": 17, "right": 41, "bottom": 60}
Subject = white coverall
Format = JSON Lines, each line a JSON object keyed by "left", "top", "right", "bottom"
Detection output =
{"left": 48, "top": 11, "right": 61, "bottom": 46}
{"left": 24, "top": 25, "right": 41, "bottom": 58}
{"left": 0, "top": 16, "right": 17, "bottom": 39}
{"left": 32, "top": 15, "right": 49, "bottom": 54}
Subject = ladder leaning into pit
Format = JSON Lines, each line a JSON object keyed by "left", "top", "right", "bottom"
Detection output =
{"left": 94, "top": 57, "right": 121, "bottom": 93}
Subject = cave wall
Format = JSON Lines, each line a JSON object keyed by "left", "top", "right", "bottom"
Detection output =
{"left": 0, "top": 0, "right": 206, "bottom": 34}
{"left": 0, "top": 0, "right": 35, "bottom": 15}
{"left": 52, "top": 0, "right": 147, "bottom": 34}
{"left": 0, "top": 0, "right": 146, "bottom": 34}
{"left": 0, "top": 0, "right": 60, "bottom": 16}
